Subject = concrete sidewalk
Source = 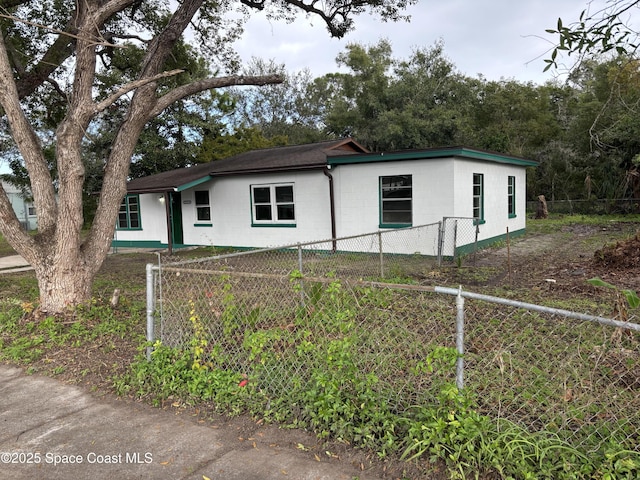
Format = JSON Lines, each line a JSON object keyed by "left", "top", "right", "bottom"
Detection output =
{"left": 0, "top": 366, "right": 382, "bottom": 480}
{"left": 0, "top": 255, "right": 32, "bottom": 273}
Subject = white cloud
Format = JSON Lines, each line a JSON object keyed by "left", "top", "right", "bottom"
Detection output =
{"left": 232, "top": 0, "right": 614, "bottom": 84}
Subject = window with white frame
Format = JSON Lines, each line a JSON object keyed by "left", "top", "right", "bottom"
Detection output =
{"left": 195, "top": 190, "right": 211, "bottom": 221}
{"left": 507, "top": 176, "right": 516, "bottom": 218}
{"left": 118, "top": 194, "right": 141, "bottom": 229}
{"left": 473, "top": 173, "right": 484, "bottom": 224}
{"left": 380, "top": 175, "right": 412, "bottom": 227}
{"left": 251, "top": 184, "right": 295, "bottom": 225}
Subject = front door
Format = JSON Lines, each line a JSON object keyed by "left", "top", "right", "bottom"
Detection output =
{"left": 170, "top": 192, "right": 184, "bottom": 245}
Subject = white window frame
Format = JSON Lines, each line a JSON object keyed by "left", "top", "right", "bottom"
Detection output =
{"left": 507, "top": 176, "right": 516, "bottom": 218}
{"left": 473, "top": 173, "right": 485, "bottom": 224}
{"left": 251, "top": 183, "right": 296, "bottom": 226}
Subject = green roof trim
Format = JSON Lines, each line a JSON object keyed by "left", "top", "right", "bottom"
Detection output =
{"left": 328, "top": 147, "right": 538, "bottom": 167}
{"left": 176, "top": 175, "right": 213, "bottom": 192}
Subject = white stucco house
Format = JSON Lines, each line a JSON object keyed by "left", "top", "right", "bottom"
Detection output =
{"left": 115, "top": 138, "right": 537, "bottom": 256}
{"left": 1, "top": 179, "right": 38, "bottom": 231}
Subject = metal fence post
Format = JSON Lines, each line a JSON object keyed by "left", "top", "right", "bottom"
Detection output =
{"left": 455, "top": 286, "right": 465, "bottom": 390}
{"left": 453, "top": 220, "right": 458, "bottom": 263}
{"left": 437, "top": 219, "right": 444, "bottom": 266}
{"left": 297, "top": 243, "right": 305, "bottom": 306}
{"left": 378, "top": 231, "right": 384, "bottom": 278}
{"left": 145, "top": 263, "right": 155, "bottom": 361}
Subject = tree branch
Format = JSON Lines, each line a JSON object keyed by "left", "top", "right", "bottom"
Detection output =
{"left": 0, "top": 33, "right": 58, "bottom": 233}
{"left": 94, "top": 69, "right": 185, "bottom": 114}
{"left": 149, "top": 74, "right": 284, "bottom": 118}
{"left": 0, "top": 183, "right": 36, "bottom": 262}
{"left": 5, "top": 1, "right": 136, "bottom": 99}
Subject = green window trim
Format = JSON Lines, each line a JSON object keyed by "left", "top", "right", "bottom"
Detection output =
{"left": 194, "top": 223, "right": 213, "bottom": 227}
{"left": 195, "top": 190, "right": 211, "bottom": 222}
{"left": 250, "top": 223, "right": 297, "bottom": 228}
{"left": 250, "top": 183, "right": 296, "bottom": 227}
{"left": 117, "top": 194, "right": 142, "bottom": 230}
{"left": 473, "top": 173, "right": 484, "bottom": 224}
{"left": 508, "top": 175, "right": 516, "bottom": 218}
{"left": 379, "top": 175, "right": 413, "bottom": 228}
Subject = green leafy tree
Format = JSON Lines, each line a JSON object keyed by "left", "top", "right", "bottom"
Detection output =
{"left": 544, "top": 2, "right": 640, "bottom": 203}
{"left": 0, "top": 0, "right": 416, "bottom": 315}
{"left": 469, "top": 80, "right": 561, "bottom": 157}
{"left": 324, "top": 40, "right": 473, "bottom": 151}
{"left": 196, "top": 126, "right": 288, "bottom": 162}
{"left": 228, "top": 59, "right": 330, "bottom": 144}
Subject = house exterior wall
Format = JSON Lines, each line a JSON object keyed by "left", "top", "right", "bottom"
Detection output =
{"left": 330, "top": 158, "right": 455, "bottom": 255}
{"left": 332, "top": 158, "right": 455, "bottom": 236}
{"left": 330, "top": 156, "right": 528, "bottom": 255}
{"left": 113, "top": 193, "right": 168, "bottom": 247}
{"left": 1, "top": 180, "right": 38, "bottom": 231}
{"left": 114, "top": 154, "right": 530, "bottom": 255}
{"left": 451, "top": 159, "right": 527, "bottom": 240}
{"left": 181, "top": 170, "right": 333, "bottom": 248}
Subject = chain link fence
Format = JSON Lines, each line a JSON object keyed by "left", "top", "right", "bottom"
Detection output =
{"left": 153, "top": 219, "right": 479, "bottom": 281}
{"left": 145, "top": 226, "right": 640, "bottom": 468}
{"left": 526, "top": 198, "right": 640, "bottom": 215}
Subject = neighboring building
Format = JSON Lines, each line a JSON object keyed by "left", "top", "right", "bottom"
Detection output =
{"left": 115, "top": 138, "right": 537, "bottom": 255}
{"left": 1, "top": 179, "right": 37, "bottom": 231}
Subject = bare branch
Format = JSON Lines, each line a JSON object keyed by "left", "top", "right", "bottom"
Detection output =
{"left": 0, "top": 12, "right": 121, "bottom": 48}
{"left": 94, "top": 69, "right": 185, "bottom": 113}
{"left": 149, "top": 74, "right": 284, "bottom": 118}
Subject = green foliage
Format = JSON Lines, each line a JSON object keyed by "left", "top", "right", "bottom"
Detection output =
{"left": 196, "top": 126, "right": 288, "bottom": 163}
{"left": 115, "top": 342, "right": 247, "bottom": 411}
{"left": 113, "top": 272, "right": 640, "bottom": 479}
{"left": 0, "top": 297, "right": 142, "bottom": 363}
{"left": 587, "top": 277, "right": 640, "bottom": 309}
{"left": 227, "top": 59, "right": 330, "bottom": 145}
{"left": 545, "top": 2, "right": 640, "bottom": 70}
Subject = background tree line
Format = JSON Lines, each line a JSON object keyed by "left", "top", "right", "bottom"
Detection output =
{"left": 5, "top": 38, "right": 638, "bottom": 219}
{"left": 213, "top": 40, "right": 640, "bottom": 207}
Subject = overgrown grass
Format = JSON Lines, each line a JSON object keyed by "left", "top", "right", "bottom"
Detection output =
{"left": 0, "top": 233, "right": 17, "bottom": 256}
{"left": 2, "top": 218, "right": 640, "bottom": 479}
{"left": 115, "top": 272, "right": 640, "bottom": 479}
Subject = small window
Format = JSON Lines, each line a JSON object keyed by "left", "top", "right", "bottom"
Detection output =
{"left": 473, "top": 173, "right": 484, "bottom": 224}
{"left": 27, "top": 204, "right": 36, "bottom": 216}
{"left": 380, "top": 175, "right": 412, "bottom": 227}
{"left": 508, "top": 176, "right": 516, "bottom": 218}
{"left": 118, "top": 195, "right": 141, "bottom": 229}
{"left": 251, "top": 184, "right": 295, "bottom": 225}
{"left": 195, "top": 190, "right": 211, "bottom": 221}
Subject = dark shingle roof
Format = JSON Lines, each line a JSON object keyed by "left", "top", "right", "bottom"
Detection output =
{"left": 126, "top": 138, "right": 367, "bottom": 193}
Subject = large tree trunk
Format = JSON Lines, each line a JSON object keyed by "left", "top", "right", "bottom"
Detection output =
{"left": 0, "top": 0, "right": 285, "bottom": 317}
{"left": 34, "top": 260, "right": 96, "bottom": 314}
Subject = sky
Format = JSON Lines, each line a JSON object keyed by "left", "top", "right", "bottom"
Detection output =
{"left": 0, "top": 0, "right": 620, "bottom": 177}
{"left": 232, "top": 0, "right": 612, "bottom": 84}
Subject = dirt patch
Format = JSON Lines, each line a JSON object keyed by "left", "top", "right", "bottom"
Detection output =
{"left": 451, "top": 221, "right": 640, "bottom": 295}
{"left": 593, "top": 234, "right": 640, "bottom": 270}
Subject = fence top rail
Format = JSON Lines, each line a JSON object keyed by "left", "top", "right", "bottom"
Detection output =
{"left": 161, "top": 222, "right": 443, "bottom": 268}
{"left": 149, "top": 263, "right": 639, "bottom": 333}
{"left": 434, "top": 286, "right": 640, "bottom": 332}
